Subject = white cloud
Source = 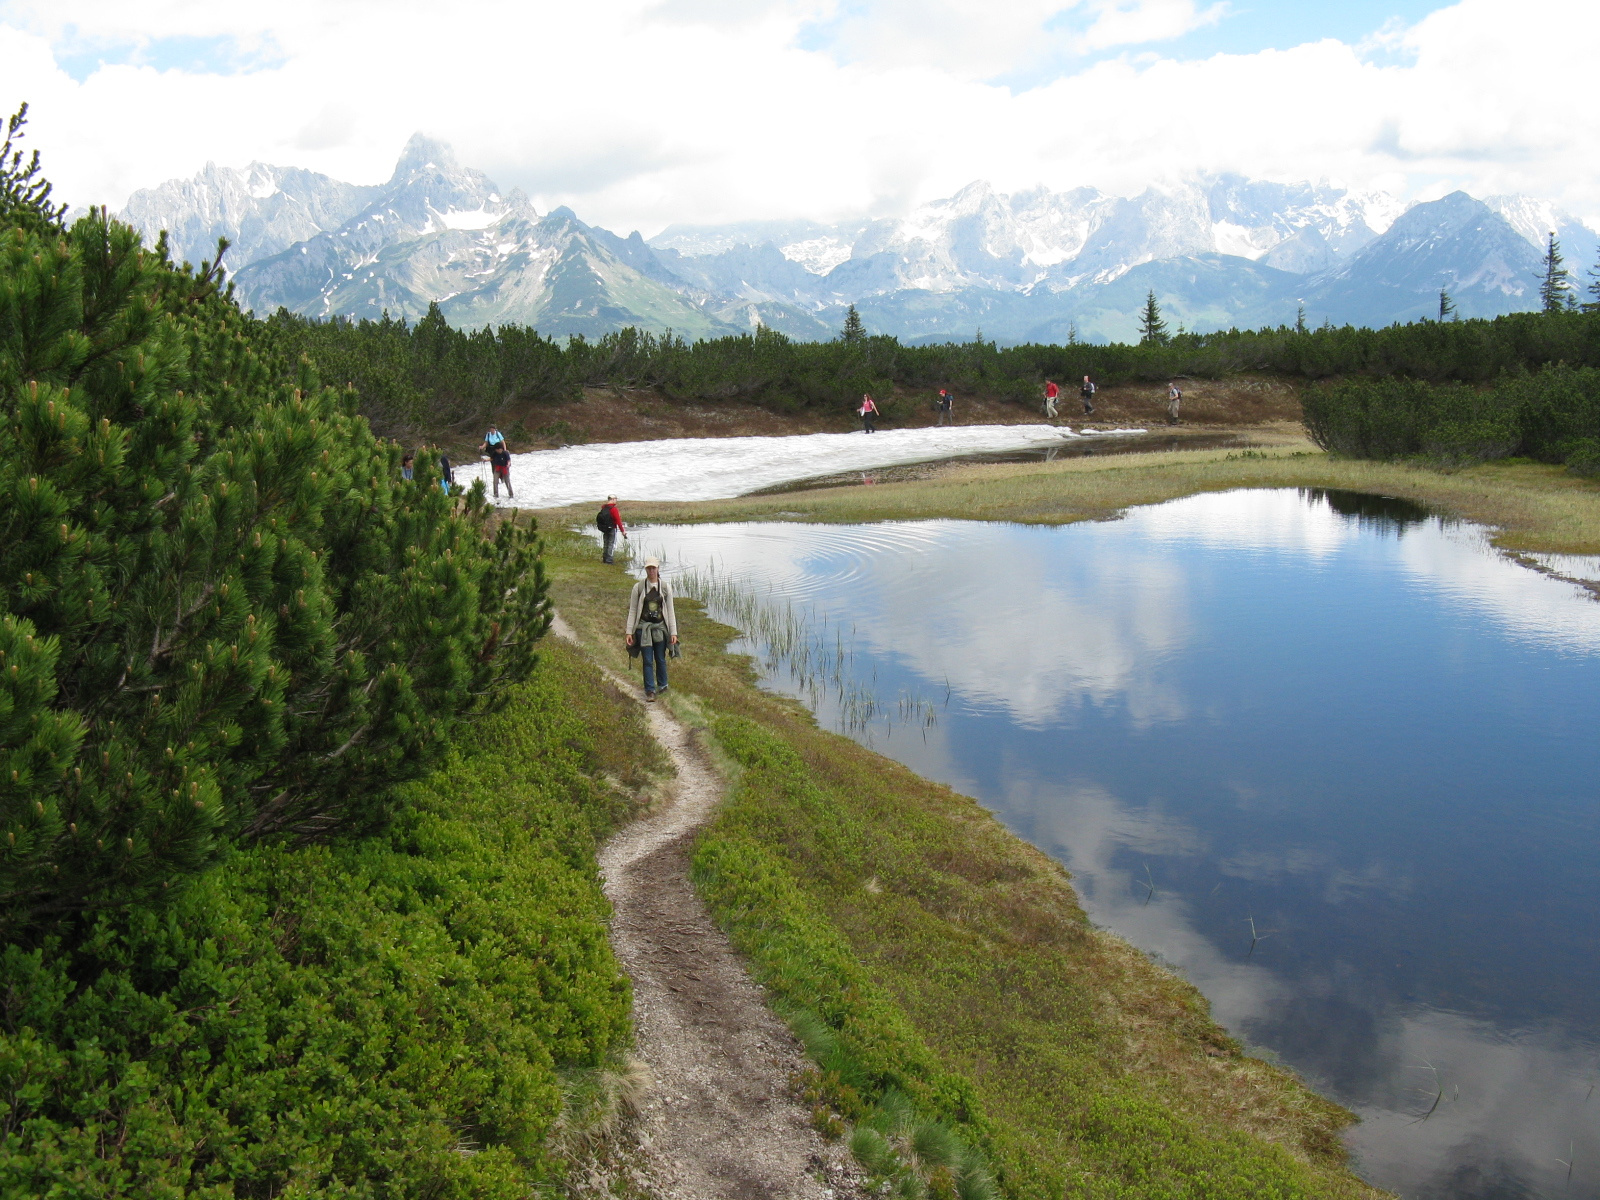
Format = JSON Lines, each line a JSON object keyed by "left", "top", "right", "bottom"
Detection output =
{"left": 1, "top": 0, "right": 1598, "bottom": 235}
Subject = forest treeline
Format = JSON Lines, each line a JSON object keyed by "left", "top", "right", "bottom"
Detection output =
{"left": 264, "top": 300, "right": 1600, "bottom": 442}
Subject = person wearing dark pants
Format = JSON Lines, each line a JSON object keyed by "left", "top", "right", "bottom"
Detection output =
{"left": 859, "top": 394, "right": 878, "bottom": 432}
{"left": 597, "top": 495, "right": 627, "bottom": 563}
{"left": 626, "top": 557, "right": 678, "bottom": 700}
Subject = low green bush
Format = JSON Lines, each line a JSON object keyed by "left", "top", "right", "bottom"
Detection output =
{"left": 1304, "top": 363, "right": 1600, "bottom": 468}
{"left": 0, "top": 644, "right": 642, "bottom": 1197}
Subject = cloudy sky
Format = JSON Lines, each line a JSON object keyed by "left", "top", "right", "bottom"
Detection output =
{"left": 1, "top": 0, "right": 1596, "bottom": 235}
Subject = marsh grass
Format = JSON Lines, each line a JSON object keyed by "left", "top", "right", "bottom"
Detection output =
{"left": 663, "top": 558, "right": 943, "bottom": 743}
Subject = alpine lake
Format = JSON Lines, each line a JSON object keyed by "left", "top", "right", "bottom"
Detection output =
{"left": 635, "top": 487, "right": 1600, "bottom": 1200}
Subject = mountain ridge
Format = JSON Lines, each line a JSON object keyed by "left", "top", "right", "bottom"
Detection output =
{"left": 119, "top": 136, "right": 1600, "bottom": 344}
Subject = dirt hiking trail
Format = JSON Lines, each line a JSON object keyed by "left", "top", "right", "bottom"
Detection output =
{"left": 553, "top": 615, "right": 864, "bottom": 1199}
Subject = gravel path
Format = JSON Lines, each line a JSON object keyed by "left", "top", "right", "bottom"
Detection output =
{"left": 554, "top": 616, "right": 863, "bottom": 1199}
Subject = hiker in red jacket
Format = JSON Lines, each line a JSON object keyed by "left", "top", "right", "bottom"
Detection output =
{"left": 597, "top": 495, "right": 628, "bottom": 564}
{"left": 1043, "top": 379, "right": 1060, "bottom": 419}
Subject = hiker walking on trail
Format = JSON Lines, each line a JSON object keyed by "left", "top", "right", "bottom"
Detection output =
{"left": 597, "top": 495, "right": 627, "bottom": 564}
{"left": 1080, "top": 376, "right": 1097, "bottom": 415}
{"left": 858, "top": 394, "right": 879, "bottom": 433}
{"left": 935, "top": 389, "right": 955, "bottom": 426}
{"left": 1166, "top": 381, "right": 1183, "bottom": 425}
{"left": 480, "top": 426, "right": 514, "bottom": 499}
{"left": 438, "top": 450, "right": 454, "bottom": 494}
{"left": 626, "top": 557, "right": 678, "bottom": 701}
{"left": 1043, "top": 379, "right": 1060, "bottom": 420}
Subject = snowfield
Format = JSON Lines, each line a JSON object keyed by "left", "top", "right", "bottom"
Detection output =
{"left": 458, "top": 424, "right": 1143, "bottom": 509}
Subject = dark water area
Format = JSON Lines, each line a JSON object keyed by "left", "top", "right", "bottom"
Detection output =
{"left": 636, "top": 490, "right": 1600, "bottom": 1199}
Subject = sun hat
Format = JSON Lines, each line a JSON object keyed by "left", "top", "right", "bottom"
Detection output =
{"left": 607, "top": 494, "right": 617, "bottom": 501}
{"left": 644, "top": 556, "right": 660, "bottom": 568}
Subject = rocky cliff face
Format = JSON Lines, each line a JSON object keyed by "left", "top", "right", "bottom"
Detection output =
{"left": 121, "top": 137, "right": 1597, "bottom": 342}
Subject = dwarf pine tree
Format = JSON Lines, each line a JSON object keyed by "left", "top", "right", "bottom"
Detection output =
{"left": 0, "top": 135, "right": 549, "bottom": 931}
{"left": 0, "top": 106, "right": 65, "bottom": 237}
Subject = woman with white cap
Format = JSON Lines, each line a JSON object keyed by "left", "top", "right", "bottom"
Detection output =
{"left": 625, "top": 557, "right": 678, "bottom": 700}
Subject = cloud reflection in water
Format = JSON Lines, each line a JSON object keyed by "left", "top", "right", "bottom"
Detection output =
{"left": 638, "top": 488, "right": 1600, "bottom": 1197}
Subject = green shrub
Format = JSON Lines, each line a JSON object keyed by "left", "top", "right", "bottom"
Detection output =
{"left": 0, "top": 649, "right": 636, "bottom": 1197}
{"left": 0, "top": 142, "right": 548, "bottom": 930}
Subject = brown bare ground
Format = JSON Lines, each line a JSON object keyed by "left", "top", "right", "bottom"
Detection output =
{"left": 472, "top": 376, "right": 1302, "bottom": 453}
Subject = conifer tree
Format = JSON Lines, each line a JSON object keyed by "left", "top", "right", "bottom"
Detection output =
{"left": 0, "top": 106, "right": 65, "bottom": 237}
{"left": 1438, "top": 290, "right": 1457, "bottom": 321}
{"left": 840, "top": 304, "right": 865, "bottom": 344}
{"left": 0, "top": 128, "right": 549, "bottom": 931}
{"left": 1138, "top": 290, "right": 1169, "bottom": 346}
{"left": 1295, "top": 304, "right": 1308, "bottom": 335}
{"left": 1539, "top": 232, "right": 1573, "bottom": 313}
{"left": 1584, "top": 251, "right": 1600, "bottom": 314}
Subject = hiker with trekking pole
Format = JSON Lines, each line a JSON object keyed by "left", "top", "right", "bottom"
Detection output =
{"left": 480, "top": 425, "right": 514, "bottom": 500}
{"left": 597, "top": 495, "right": 627, "bottom": 564}
{"left": 626, "top": 557, "right": 678, "bottom": 701}
{"left": 1043, "top": 379, "right": 1060, "bottom": 420}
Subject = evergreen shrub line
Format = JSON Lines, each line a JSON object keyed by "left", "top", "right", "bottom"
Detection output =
{"left": 0, "top": 645, "right": 638, "bottom": 1198}
{"left": 268, "top": 300, "right": 1600, "bottom": 438}
{"left": 1303, "top": 362, "right": 1600, "bottom": 468}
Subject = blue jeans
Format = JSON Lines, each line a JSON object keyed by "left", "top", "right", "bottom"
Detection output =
{"left": 640, "top": 635, "right": 669, "bottom": 693}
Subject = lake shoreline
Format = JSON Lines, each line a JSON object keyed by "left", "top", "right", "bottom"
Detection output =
{"left": 544, "top": 527, "right": 1394, "bottom": 1198}
{"left": 536, "top": 433, "right": 1600, "bottom": 558}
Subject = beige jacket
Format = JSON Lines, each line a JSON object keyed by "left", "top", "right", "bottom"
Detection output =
{"left": 626, "top": 577, "right": 678, "bottom": 638}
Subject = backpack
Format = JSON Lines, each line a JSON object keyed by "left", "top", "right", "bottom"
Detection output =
{"left": 596, "top": 505, "right": 616, "bottom": 533}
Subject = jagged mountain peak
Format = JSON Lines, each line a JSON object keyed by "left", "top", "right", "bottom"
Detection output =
{"left": 123, "top": 139, "right": 1597, "bottom": 342}
{"left": 390, "top": 133, "right": 462, "bottom": 180}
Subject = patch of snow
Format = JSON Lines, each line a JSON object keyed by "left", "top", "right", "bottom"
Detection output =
{"left": 1212, "top": 220, "right": 1272, "bottom": 259}
{"left": 456, "top": 425, "right": 1143, "bottom": 509}
{"left": 248, "top": 179, "right": 279, "bottom": 200}
{"left": 438, "top": 207, "right": 502, "bottom": 230}
{"left": 780, "top": 236, "right": 854, "bottom": 274}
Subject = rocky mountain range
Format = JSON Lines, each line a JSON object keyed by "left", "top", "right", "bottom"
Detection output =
{"left": 120, "top": 134, "right": 1600, "bottom": 344}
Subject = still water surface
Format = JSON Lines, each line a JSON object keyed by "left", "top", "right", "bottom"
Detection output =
{"left": 637, "top": 489, "right": 1600, "bottom": 1200}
